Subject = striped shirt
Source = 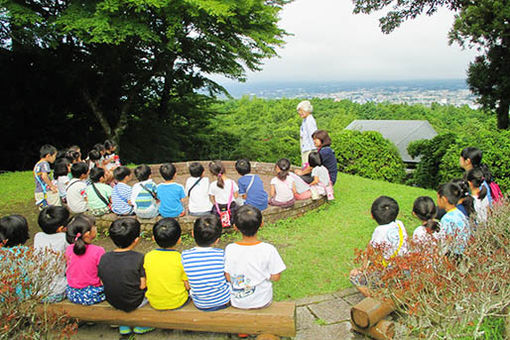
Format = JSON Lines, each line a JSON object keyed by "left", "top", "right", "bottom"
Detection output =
{"left": 181, "top": 247, "right": 231, "bottom": 309}
{"left": 111, "top": 182, "right": 133, "bottom": 215}
{"left": 131, "top": 180, "right": 157, "bottom": 211}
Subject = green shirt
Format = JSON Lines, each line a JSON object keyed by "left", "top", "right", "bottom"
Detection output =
{"left": 86, "top": 183, "right": 113, "bottom": 210}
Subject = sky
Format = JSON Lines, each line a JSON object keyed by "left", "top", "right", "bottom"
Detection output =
{"left": 213, "top": 0, "right": 478, "bottom": 84}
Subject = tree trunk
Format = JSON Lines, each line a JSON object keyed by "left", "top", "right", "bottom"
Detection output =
{"left": 83, "top": 90, "right": 113, "bottom": 139}
{"left": 496, "top": 99, "right": 510, "bottom": 129}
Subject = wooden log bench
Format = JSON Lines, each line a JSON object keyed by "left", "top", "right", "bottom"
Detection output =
{"left": 43, "top": 300, "right": 296, "bottom": 338}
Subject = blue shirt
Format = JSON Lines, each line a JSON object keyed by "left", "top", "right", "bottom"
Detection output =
{"left": 157, "top": 182, "right": 185, "bottom": 218}
{"left": 181, "top": 247, "right": 231, "bottom": 310}
{"left": 319, "top": 146, "right": 338, "bottom": 185}
{"left": 238, "top": 174, "right": 268, "bottom": 211}
{"left": 111, "top": 182, "right": 133, "bottom": 215}
{"left": 440, "top": 208, "right": 470, "bottom": 255}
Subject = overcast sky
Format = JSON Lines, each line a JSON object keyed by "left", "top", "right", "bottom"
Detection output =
{"left": 214, "top": 0, "right": 478, "bottom": 84}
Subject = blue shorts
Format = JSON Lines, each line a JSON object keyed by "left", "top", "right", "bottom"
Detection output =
{"left": 67, "top": 285, "right": 105, "bottom": 305}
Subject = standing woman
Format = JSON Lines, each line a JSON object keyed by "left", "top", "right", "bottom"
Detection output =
{"left": 297, "top": 100, "right": 318, "bottom": 168}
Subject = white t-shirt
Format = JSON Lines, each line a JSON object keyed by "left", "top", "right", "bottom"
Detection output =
{"left": 209, "top": 179, "right": 238, "bottom": 205}
{"left": 370, "top": 220, "right": 408, "bottom": 259}
{"left": 33, "top": 232, "right": 69, "bottom": 296}
{"left": 270, "top": 176, "right": 295, "bottom": 202}
{"left": 57, "top": 176, "right": 70, "bottom": 198}
{"left": 186, "top": 177, "right": 213, "bottom": 213}
{"left": 225, "top": 242, "right": 286, "bottom": 309}
{"left": 66, "top": 179, "right": 88, "bottom": 213}
{"left": 412, "top": 225, "right": 442, "bottom": 244}
{"left": 311, "top": 166, "right": 330, "bottom": 185}
{"left": 472, "top": 194, "right": 489, "bottom": 224}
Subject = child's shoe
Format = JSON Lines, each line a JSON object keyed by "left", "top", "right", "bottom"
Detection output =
{"left": 118, "top": 326, "right": 132, "bottom": 335}
{"left": 133, "top": 326, "right": 155, "bottom": 334}
{"left": 310, "top": 188, "right": 320, "bottom": 200}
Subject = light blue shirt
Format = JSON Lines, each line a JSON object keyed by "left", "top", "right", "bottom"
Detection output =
{"left": 440, "top": 208, "right": 470, "bottom": 255}
{"left": 300, "top": 115, "right": 318, "bottom": 153}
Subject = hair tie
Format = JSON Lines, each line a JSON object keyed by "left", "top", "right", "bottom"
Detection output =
{"left": 74, "top": 233, "right": 82, "bottom": 242}
{"left": 218, "top": 173, "right": 222, "bottom": 178}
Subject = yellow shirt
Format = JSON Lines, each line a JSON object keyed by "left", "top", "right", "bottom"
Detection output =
{"left": 144, "top": 249, "right": 188, "bottom": 310}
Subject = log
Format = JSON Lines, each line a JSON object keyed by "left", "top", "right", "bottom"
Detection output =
{"left": 351, "top": 319, "right": 395, "bottom": 340}
{"left": 351, "top": 297, "right": 395, "bottom": 329}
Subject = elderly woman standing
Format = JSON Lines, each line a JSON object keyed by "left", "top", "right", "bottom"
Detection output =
{"left": 297, "top": 100, "right": 318, "bottom": 168}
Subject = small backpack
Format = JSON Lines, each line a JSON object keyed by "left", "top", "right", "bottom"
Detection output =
{"left": 489, "top": 181, "right": 503, "bottom": 203}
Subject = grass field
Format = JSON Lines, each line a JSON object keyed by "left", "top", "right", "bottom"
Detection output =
{"left": 0, "top": 171, "right": 435, "bottom": 301}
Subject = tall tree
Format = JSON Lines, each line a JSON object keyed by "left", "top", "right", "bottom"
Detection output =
{"left": 352, "top": 0, "right": 510, "bottom": 129}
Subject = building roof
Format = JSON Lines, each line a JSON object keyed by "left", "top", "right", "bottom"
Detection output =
{"left": 344, "top": 120, "right": 438, "bottom": 163}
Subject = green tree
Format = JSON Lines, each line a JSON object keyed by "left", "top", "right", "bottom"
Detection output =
{"left": 352, "top": 0, "right": 510, "bottom": 129}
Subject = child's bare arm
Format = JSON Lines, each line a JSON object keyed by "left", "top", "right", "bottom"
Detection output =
{"left": 270, "top": 273, "right": 281, "bottom": 281}
{"left": 270, "top": 184, "right": 275, "bottom": 198}
{"left": 210, "top": 195, "right": 216, "bottom": 205}
{"left": 140, "top": 277, "right": 146, "bottom": 290}
{"left": 225, "top": 272, "right": 231, "bottom": 282}
{"left": 292, "top": 182, "right": 297, "bottom": 195}
{"left": 184, "top": 280, "right": 190, "bottom": 290}
{"left": 41, "top": 173, "right": 57, "bottom": 192}
{"left": 309, "top": 175, "right": 319, "bottom": 186}
{"left": 234, "top": 191, "right": 239, "bottom": 199}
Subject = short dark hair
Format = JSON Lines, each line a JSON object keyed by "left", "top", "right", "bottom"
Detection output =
{"left": 89, "top": 167, "right": 105, "bottom": 183}
{"left": 233, "top": 205, "right": 262, "bottom": 237}
{"left": 88, "top": 149, "right": 101, "bottom": 162}
{"left": 312, "top": 130, "right": 332, "bottom": 147}
{"left": 437, "top": 182, "right": 462, "bottom": 205}
{"left": 193, "top": 215, "right": 222, "bottom": 247}
{"left": 40, "top": 144, "right": 57, "bottom": 158}
{"left": 38, "top": 206, "right": 70, "bottom": 234}
{"left": 104, "top": 139, "right": 116, "bottom": 151}
{"left": 188, "top": 162, "right": 205, "bottom": 178}
{"left": 0, "top": 215, "right": 29, "bottom": 247}
{"left": 308, "top": 151, "right": 322, "bottom": 167}
{"left": 235, "top": 159, "right": 251, "bottom": 176}
{"left": 134, "top": 164, "right": 151, "bottom": 181}
{"left": 94, "top": 143, "right": 106, "bottom": 153}
{"left": 160, "top": 163, "right": 176, "bottom": 181}
{"left": 153, "top": 218, "right": 181, "bottom": 248}
{"left": 109, "top": 218, "right": 140, "bottom": 249}
{"left": 65, "top": 150, "right": 81, "bottom": 162}
{"left": 71, "top": 162, "right": 89, "bottom": 178}
{"left": 113, "top": 166, "right": 131, "bottom": 181}
{"left": 53, "top": 158, "right": 70, "bottom": 177}
{"left": 371, "top": 196, "right": 399, "bottom": 225}
{"left": 460, "top": 147, "right": 482, "bottom": 167}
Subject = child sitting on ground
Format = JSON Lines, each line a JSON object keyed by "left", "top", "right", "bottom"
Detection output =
{"left": 65, "top": 214, "right": 105, "bottom": 305}
{"left": 34, "top": 144, "right": 60, "bottom": 208}
{"left": 411, "top": 196, "right": 442, "bottom": 245}
{"left": 466, "top": 168, "right": 489, "bottom": 224}
{"left": 235, "top": 159, "right": 268, "bottom": 211}
{"left": 85, "top": 167, "right": 112, "bottom": 216}
{"left": 66, "top": 162, "right": 89, "bottom": 214}
{"left": 225, "top": 205, "right": 286, "bottom": 309}
{"left": 144, "top": 218, "right": 189, "bottom": 310}
{"left": 156, "top": 163, "right": 185, "bottom": 218}
{"left": 98, "top": 218, "right": 154, "bottom": 336}
{"left": 104, "top": 139, "right": 121, "bottom": 171}
{"left": 269, "top": 158, "right": 296, "bottom": 208}
{"left": 307, "top": 151, "right": 334, "bottom": 200}
{"left": 182, "top": 215, "right": 231, "bottom": 311}
{"left": 35, "top": 206, "right": 70, "bottom": 302}
{"left": 131, "top": 165, "right": 159, "bottom": 219}
{"left": 54, "top": 158, "right": 71, "bottom": 204}
{"left": 185, "top": 162, "right": 212, "bottom": 217}
{"left": 350, "top": 196, "right": 408, "bottom": 297}
{"left": 209, "top": 160, "right": 239, "bottom": 218}
{"left": 437, "top": 182, "right": 470, "bottom": 257}
{"left": 111, "top": 166, "right": 134, "bottom": 216}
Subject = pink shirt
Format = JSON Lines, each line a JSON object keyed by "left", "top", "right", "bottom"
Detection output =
{"left": 65, "top": 244, "right": 105, "bottom": 288}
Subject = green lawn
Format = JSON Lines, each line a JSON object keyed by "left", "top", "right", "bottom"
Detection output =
{"left": 0, "top": 171, "right": 435, "bottom": 301}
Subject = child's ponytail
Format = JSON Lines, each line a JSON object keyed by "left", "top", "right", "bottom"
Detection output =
{"left": 451, "top": 178, "right": 476, "bottom": 218}
{"left": 66, "top": 214, "right": 95, "bottom": 256}
{"left": 276, "top": 158, "right": 291, "bottom": 181}
{"left": 413, "top": 196, "right": 440, "bottom": 233}
{"left": 209, "top": 160, "right": 226, "bottom": 189}
{"left": 467, "top": 168, "right": 488, "bottom": 200}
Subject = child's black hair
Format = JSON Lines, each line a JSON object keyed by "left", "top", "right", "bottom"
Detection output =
{"left": 134, "top": 164, "right": 151, "bottom": 181}
{"left": 209, "top": 160, "right": 226, "bottom": 188}
{"left": 276, "top": 158, "right": 291, "bottom": 181}
{"left": 437, "top": 182, "right": 462, "bottom": 205}
{"left": 94, "top": 143, "right": 106, "bottom": 153}
{"left": 467, "top": 168, "right": 488, "bottom": 200}
{"left": 193, "top": 215, "right": 222, "bottom": 247}
{"left": 153, "top": 218, "right": 181, "bottom": 248}
{"left": 412, "top": 196, "right": 440, "bottom": 233}
{"left": 159, "top": 163, "right": 176, "bottom": 181}
{"left": 54, "top": 158, "right": 70, "bottom": 177}
{"left": 0, "top": 215, "right": 29, "bottom": 247}
{"left": 71, "top": 162, "right": 89, "bottom": 179}
{"left": 65, "top": 150, "right": 81, "bottom": 163}
{"left": 451, "top": 178, "right": 475, "bottom": 217}
{"left": 109, "top": 218, "right": 140, "bottom": 249}
{"left": 308, "top": 151, "right": 322, "bottom": 168}
{"left": 461, "top": 147, "right": 494, "bottom": 183}
{"left": 233, "top": 205, "right": 262, "bottom": 237}
{"left": 311, "top": 130, "right": 332, "bottom": 148}
{"left": 38, "top": 206, "right": 70, "bottom": 234}
{"left": 89, "top": 167, "right": 105, "bottom": 183}
{"left": 371, "top": 196, "right": 399, "bottom": 225}
{"left": 235, "top": 159, "right": 251, "bottom": 176}
{"left": 40, "top": 144, "right": 57, "bottom": 158}
{"left": 66, "top": 214, "right": 95, "bottom": 255}
{"left": 189, "top": 162, "right": 205, "bottom": 178}
{"left": 113, "top": 166, "right": 131, "bottom": 181}
{"left": 88, "top": 149, "right": 101, "bottom": 162}
{"left": 104, "top": 139, "right": 116, "bottom": 152}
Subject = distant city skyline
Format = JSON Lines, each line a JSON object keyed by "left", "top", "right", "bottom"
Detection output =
{"left": 212, "top": 0, "right": 478, "bottom": 85}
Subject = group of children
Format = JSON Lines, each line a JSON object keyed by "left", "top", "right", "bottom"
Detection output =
{"left": 0, "top": 204, "right": 285, "bottom": 336}
{"left": 350, "top": 146, "right": 499, "bottom": 296}
{"left": 33, "top": 132, "right": 338, "bottom": 221}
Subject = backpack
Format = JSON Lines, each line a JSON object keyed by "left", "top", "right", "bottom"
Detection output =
{"left": 489, "top": 181, "right": 503, "bottom": 203}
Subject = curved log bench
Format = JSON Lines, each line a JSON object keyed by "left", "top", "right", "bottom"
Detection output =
{"left": 94, "top": 161, "right": 327, "bottom": 233}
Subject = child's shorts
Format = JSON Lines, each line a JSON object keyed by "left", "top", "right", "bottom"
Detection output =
{"left": 135, "top": 204, "right": 159, "bottom": 219}
{"left": 89, "top": 206, "right": 111, "bottom": 217}
{"left": 67, "top": 285, "right": 105, "bottom": 305}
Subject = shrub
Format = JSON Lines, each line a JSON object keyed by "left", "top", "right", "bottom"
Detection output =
{"left": 331, "top": 130, "right": 406, "bottom": 183}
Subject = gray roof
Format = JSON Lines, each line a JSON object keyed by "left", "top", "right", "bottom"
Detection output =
{"left": 344, "top": 120, "right": 438, "bottom": 163}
